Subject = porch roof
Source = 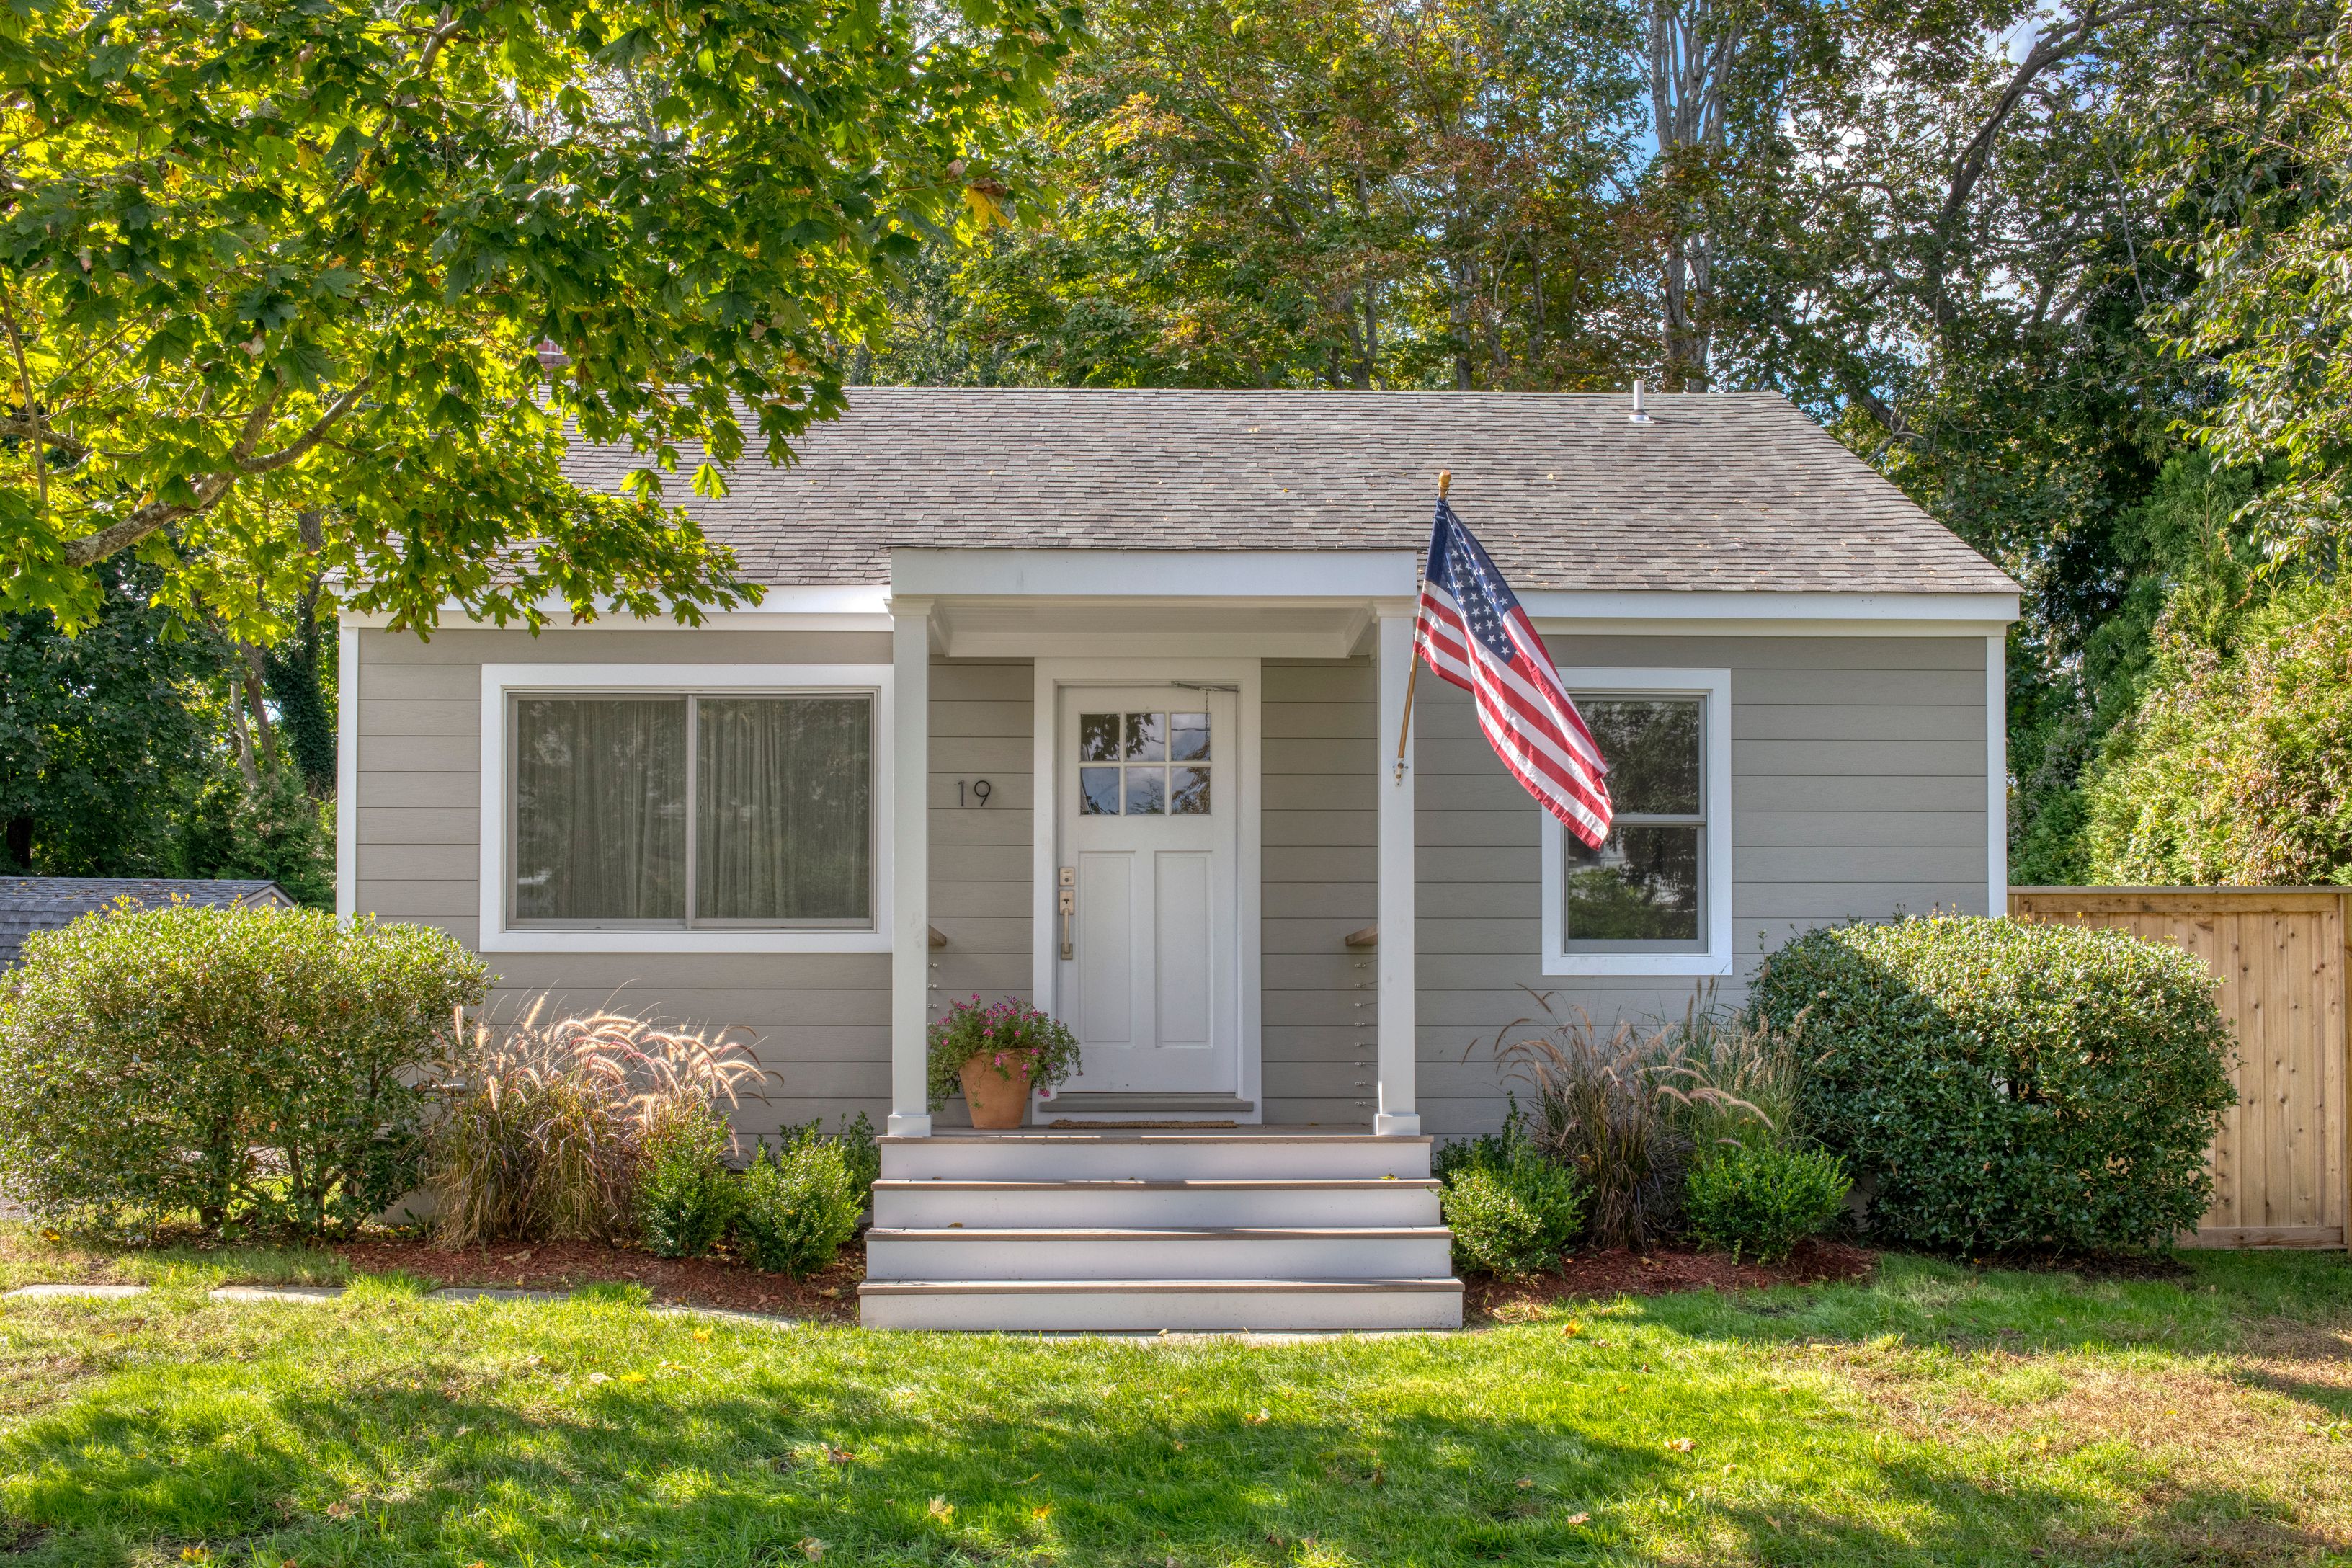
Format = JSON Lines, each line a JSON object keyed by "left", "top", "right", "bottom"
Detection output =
{"left": 561, "top": 389, "right": 2015, "bottom": 597}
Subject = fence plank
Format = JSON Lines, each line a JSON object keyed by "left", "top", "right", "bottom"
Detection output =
{"left": 2010, "top": 887, "right": 2350, "bottom": 1250}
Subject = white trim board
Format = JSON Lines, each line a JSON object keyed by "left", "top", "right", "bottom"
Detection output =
{"left": 1540, "top": 667, "right": 1735, "bottom": 978}
{"left": 336, "top": 626, "right": 358, "bottom": 919}
{"left": 340, "top": 584, "right": 891, "bottom": 631}
{"left": 1030, "top": 656, "right": 1265, "bottom": 1119}
{"left": 896, "top": 550, "right": 1419, "bottom": 600}
{"left": 1520, "top": 589, "right": 2019, "bottom": 625}
{"left": 473, "top": 662, "right": 894, "bottom": 953}
{"left": 1987, "top": 633, "right": 2008, "bottom": 916}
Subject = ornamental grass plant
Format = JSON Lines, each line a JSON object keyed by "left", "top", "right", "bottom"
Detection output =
{"left": 430, "top": 999, "right": 767, "bottom": 1249}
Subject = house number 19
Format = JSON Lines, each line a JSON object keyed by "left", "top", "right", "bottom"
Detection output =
{"left": 958, "top": 780, "right": 994, "bottom": 808}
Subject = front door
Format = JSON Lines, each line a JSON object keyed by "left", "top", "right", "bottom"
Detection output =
{"left": 1056, "top": 685, "right": 1241, "bottom": 1094}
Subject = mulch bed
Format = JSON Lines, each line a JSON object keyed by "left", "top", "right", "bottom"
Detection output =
{"left": 328, "top": 1237, "right": 865, "bottom": 1322}
{"left": 1464, "top": 1239, "right": 1880, "bottom": 1321}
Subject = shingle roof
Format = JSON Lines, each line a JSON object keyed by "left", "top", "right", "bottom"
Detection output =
{"left": 0, "top": 878, "right": 295, "bottom": 970}
{"left": 562, "top": 389, "right": 2015, "bottom": 595}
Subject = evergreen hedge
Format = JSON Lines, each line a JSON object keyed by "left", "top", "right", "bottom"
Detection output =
{"left": 0, "top": 905, "right": 486, "bottom": 1236}
{"left": 1749, "top": 915, "right": 2236, "bottom": 1255}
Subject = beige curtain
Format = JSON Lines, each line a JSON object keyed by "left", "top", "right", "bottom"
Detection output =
{"left": 696, "top": 698, "right": 872, "bottom": 922}
{"left": 512, "top": 698, "right": 687, "bottom": 922}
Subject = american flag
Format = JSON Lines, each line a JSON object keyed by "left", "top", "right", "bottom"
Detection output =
{"left": 1415, "top": 496, "right": 1613, "bottom": 848}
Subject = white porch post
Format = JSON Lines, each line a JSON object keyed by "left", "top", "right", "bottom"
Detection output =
{"left": 888, "top": 595, "right": 934, "bottom": 1137}
{"left": 1375, "top": 607, "right": 1420, "bottom": 1136}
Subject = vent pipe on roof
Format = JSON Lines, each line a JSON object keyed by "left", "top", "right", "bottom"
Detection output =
{"left": 1629, "top": 380, "right": 1652, "bottom": 424}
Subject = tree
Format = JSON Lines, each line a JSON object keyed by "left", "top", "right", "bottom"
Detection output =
{"left": 1, "top": 0, "right": 1079, "bottom": 638}
{"left": 866, "top": 0, "right": 1650, "bottom": 391}
{"left": 0, "top": 557, "right": 218, "bottom": 873}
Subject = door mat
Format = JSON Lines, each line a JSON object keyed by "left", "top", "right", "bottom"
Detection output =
{"left": 1046, "top": 1119, "right": 1241, "bottom": 1130}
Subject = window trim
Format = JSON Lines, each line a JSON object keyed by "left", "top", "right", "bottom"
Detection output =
{"left": 477, "top": 664, "right": 893, "bottom": 953}
{"left": 1539, "top": 667, "right": 1733, "bottom": 977}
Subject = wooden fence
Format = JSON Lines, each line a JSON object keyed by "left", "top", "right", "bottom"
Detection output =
{"left": 2010, "top": 888, "right": 2348, "bottom": 1250}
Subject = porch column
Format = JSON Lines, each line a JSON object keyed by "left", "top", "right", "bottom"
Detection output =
{"left": 1375, "top": 606, "right": 1421, "bottom": 1136}
{"left": 888, "top": 595, "right": 934, "bottom": 1137}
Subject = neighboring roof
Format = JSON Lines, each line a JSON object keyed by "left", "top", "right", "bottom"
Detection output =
{"left": 561, "top": 389, "right": 2016, "bottom": 596}
{"left": 0, "top": 878, "right": 296, "bottom": 969}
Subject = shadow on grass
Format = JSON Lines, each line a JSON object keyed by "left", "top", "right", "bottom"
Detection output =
{"left": 0, "top": 1322, "right": 2325, "bottom": 1567}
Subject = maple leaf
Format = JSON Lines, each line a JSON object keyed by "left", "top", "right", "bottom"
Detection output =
{"left": 928, "top": 1496, "right": 955, "bottom": 1523}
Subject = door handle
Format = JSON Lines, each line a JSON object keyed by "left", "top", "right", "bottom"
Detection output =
{"left": 1058, "top": 886, "right": 1075, "bottom": 958}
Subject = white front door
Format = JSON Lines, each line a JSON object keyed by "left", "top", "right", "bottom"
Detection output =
{"left": 1056, "top": 685, "right": 1241, "bottom": 1094}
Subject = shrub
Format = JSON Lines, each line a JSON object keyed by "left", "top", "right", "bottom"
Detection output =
{"left": 1492, "top": 1002, "right": 1696, "bottom": 1250}
{"left": 636, "top": 1101, "right": 739, "bottom": 1259}
{"left": 1683, "top": 1142, "right": 1851, "bottom": 1263}
{"left": 736, "top": 1136, "right": 862, "bottom": 1277}
{"left": 776, "top": 1112, "right": 880, "bottom": 1208}
{"left": 1750, "top": 915, "right": 2238, "bottom": 1255}
{"left": 0, "top": 906, "right": 485, "bottom": 1237}
{"left": 432, "top": 1002, "right": 765, "bottom": 1248}
{"left": 1439, "top": 1146, "right": 1586, "bottom": 1278}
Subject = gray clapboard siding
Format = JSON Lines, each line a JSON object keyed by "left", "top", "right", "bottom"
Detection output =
{"left": 353, "top": 626, "right": 900, "bottom": 1134}
{"left": 1260, "top": 659, "right": 1378, "bottom": 1126}
{"left": 927, "top": 658, "right": 1033, "bottom": 1004}
{"left": 1411, "top": 633, "right": 1993, "bottom": 1137}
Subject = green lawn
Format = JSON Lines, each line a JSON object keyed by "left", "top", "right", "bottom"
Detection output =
{"left": 1, "top": 1230, "right": 2347, "bottom": 1566}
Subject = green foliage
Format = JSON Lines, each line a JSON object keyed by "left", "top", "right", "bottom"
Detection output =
{"left": 775, "top": 1112, "right": 880, "bottom": 1208}
{"left": 636, "top": 1102, "right": 738, "bottom": 1261}
{"left": 735, "top": 1136, "right": 861, "bottom": 1278}
{"left": 0, "top": 906, "right": 486, "bottom": 1236}
{"left": 864, "top": 0, "right": 1647, "bottom": 392}
{"left": 927, "top": 995, "right": 1082, "bottom": 1111}
{"left": 431, "top": 1004, "right": 765, "bottom": 1249}
{"left": 1438, "top": 1126, "right": 1586, "bottom": 1278}
{"left": 1492, "top": 1003, "right": 1695, "bottom": 1251}
{"left": 2084, "top": 572, "right": 2352, "bottom": 884}
{"left": 1750, "top": 916, "right": 2239, "bottom": 1255}
{"left": 1683, "top": 1142, "right": 1851, "bottom": 1264}
{"left": 0, "top": 0, "right": 1080, "bottom": 638}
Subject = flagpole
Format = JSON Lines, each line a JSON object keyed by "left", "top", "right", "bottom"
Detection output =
{"left": 1394, "top": 469, "right": 1447, "bottom": 780}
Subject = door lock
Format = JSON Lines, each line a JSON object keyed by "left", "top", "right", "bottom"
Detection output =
{"left": 1057, "top": 878, "right": 1076, "bottom": 958}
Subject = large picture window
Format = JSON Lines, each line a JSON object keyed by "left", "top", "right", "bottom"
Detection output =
{"left": 509, "top": 692, "right": 874, "bottom": 930}
{"left": 1541, "top": 669, "right": 1732, "bottom": 976}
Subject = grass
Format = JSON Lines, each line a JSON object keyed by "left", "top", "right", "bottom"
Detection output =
{"left": 0, "top": 1228, "right": 2346, "bottom": 1566}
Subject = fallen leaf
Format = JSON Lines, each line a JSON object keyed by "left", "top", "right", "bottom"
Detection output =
{"left": 1172, "top": 1440, "right": 1186, "bottom": 1450}
{"left": 819, "top": 1288, "right": 842, "bottom": 1299}
{"left": 928, "top": 1496, "right": 955, "bottom": 1522}
{"left": 587, "top": 1372, "right": 611, "bottom": 1384}
{"left": 827, "top": 1448, "right": 855, "bottom": 1464}
{"left": 1565, "top": 1512, "right": 1590, "bottom": 1525}
{"left": 1562, "top": 1318, "right": 1584, "bottom": 1337}
{"left": 1515, "top": 1478, "right": 1534, "bottom": 1489}
{"left": 693, "top": 1329, "right": 711, "bottom": 1342}
{"left": 1244, "top": 1408, "right": 1270, "bottom": 1425}
{"left": 1031, "top": 1505, "right": 1054, "bottom": 1521}
{"left": 798, "top": 1538, "right": 825, "bottom": 1561}
{"left": 325, "top": 1502, "right": 355, "bottom": 1520}
{"left": 1667, "top": 1438, "right": 1695, "bottom": 1453}
{"left": 618, "top": 1372, "right": 649, "bottom": 1384}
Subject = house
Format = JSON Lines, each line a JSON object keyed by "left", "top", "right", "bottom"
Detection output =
{"left": 0, "top": 877, "right": 297, "bottom": 970}
{"left": 338, "top": 388, "right": 2018, "bottom": 1329}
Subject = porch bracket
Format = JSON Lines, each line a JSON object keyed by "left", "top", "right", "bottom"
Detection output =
{"left": 888, "top": 594, "right": 935, "bottom": 1138}
{"left": 1374, "top": 605, "right": 1421, "bottom": 1137}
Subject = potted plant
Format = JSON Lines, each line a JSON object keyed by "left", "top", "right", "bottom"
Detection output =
{"left": 927, "top": 995, "right": 1082, "bottom": 1129}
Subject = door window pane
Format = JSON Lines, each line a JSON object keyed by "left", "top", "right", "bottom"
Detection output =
{"left": 1171, "top": 766, "right": 1211, "bottom": 814}
{"left": 1580, "top": 698, "right": 1701, "bottom": 816}
{"left": 1079, "top": 767, "right": 1123, "bottom": 816}
{"left": 696, "top": 698, "right": 871, "bottom": 922}
{"left": 1124, "top": 768, "right": 1168, "bottom": 815}
{"left": 1564, "top": 824, "right": 1700, "bottom": 942}
{"left": 513, "top": 698, "right": 687, "bottom": 922}
{"left": 1124, "top": 713, "right": 1167, "bottom": 760}
{"left": 1170, "top": 712, "right": 1211, "bottom": 761}
{"left": 1079, "top": 713, "right": 1121, "bottom": 762}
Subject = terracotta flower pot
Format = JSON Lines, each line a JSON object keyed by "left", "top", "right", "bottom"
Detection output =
{"left": 959, "top": 1053, "right": 1033, "bottom": 1129}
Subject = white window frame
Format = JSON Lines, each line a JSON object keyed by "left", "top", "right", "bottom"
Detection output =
{"left": 477, "top": 663, "right": 893, "bottom": 953}
{"left": 1540, "top": 667, "right": 1733, "bottom": 977}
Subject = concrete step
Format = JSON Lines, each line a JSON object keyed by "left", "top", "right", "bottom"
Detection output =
{"left": 880, "top": 1132, "right": 1432, "bottom": 1183}
{"left": 858, "top": 1276, "right": 1465, "bottom": 1332}
{"left": 872, "top": 1177, "right": 1442, "bottom": 1230}
{"left": 865, "top": 1226, "right": 1454, "bottom": 1283}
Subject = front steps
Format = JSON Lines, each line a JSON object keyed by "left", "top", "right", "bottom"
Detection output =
{"left": 858, "top": 1130, "right": 1463, "bottom": 1332}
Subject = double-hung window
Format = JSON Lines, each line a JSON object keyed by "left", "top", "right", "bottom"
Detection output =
{"left": 1540, "top": 668, "right": 1732, "bottom": 976}
{"left": 479, "top": 665, "right": 890, "bottom": 952}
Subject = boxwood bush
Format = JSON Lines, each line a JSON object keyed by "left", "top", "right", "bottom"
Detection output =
{"left": 1750, "top": 914, "right": 2236, "bottom": 1255}
{"left": 0, "top": 905, "right": 487, "bottom": 1237}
